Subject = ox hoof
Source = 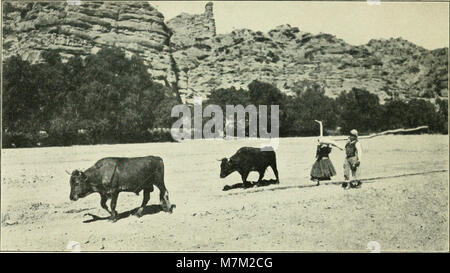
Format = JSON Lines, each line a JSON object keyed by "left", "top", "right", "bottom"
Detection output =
{"left": 162, "top": 204, "right": 175, "bottom": 214}
{"left": 134, "top": 208, "right": 144, "bottom": 217}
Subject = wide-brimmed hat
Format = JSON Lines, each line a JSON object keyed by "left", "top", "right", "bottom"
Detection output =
{"left": 350, "top": 129, "right": 358, "bottom": 137}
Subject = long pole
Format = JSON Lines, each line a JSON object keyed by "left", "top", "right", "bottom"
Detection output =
{"left": 314, "top": 120, "right": 323, "bottom": 137}
{"left": 333, "top": 126, "right": 429, "bottom": 141}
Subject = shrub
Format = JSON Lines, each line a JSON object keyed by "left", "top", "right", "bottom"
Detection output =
{"left": 404, "top": 99, "right": 442, "bottom": 133}
{"left": 2, "top": 47, "right": 180, "bottom": 148}
{"left": 283, "top": 81, "right": 338, "bottom": 136}
{"left": 335, "top": 88, "right": 383, "bottom": 134}
{"left": 2, "top": 131, "right": 37, "bottom": 148}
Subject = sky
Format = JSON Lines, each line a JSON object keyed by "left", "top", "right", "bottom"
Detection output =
{"left": 150, "top": 1, "right": 449, "bottom": 50}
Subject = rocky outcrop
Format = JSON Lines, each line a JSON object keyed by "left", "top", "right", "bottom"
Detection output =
{"left": 3, "top": 1, "right": 448, "bottom": 103}
{"left": 166, "top": 2, "right": 217, "bottom": 100}
{"left": 2, "top": 1, "right": 179, "bottom": 98}
{"left": 168, "top": 9, "right": 448, "bottom": 103}
{"left": 167, "top": 1, "right": 216, "bottom": 50}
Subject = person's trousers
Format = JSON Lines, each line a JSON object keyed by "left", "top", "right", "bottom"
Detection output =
{"left": 344, "top": 156, "right": 361, "bottom": 181}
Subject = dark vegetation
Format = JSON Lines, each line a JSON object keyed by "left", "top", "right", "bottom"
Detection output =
{"left": 2, "top": 47, "right": 178, "bottom": 148}
{"left": 2, "top": 47, "right": 448, "bottom": 148}
{"left": 205, "top": 80, "right": 448, "bottom": 137}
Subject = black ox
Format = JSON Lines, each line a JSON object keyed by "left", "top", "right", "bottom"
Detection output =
{"left": 68, "top": 156, "right": 173, "bottom": 222}
{"left": 219, "top": 147, "right": 279, "bottom": 186}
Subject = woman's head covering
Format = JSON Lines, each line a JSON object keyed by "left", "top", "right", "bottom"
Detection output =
{"left": 350, "top": 129, "right": 358, "bottom": 137}
{"left": 317, "top": 138, "right": 325, "bottom": 147}
{"left": 318, "top": 137, "right": 336, "bottom": 146}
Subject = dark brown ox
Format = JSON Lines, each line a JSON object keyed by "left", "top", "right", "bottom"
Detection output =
{"left": 219, "top": 147, "right": 279, "bottom": 186}
{"left": 69, "top": 156, "right": 173, "bottom": 222}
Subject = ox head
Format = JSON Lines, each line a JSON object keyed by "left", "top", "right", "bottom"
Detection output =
{"left": 68, "top": 170, "right": 91, "bottom": 201}
{"left": 219, "top": 158, "right": 236, "bottom": 178}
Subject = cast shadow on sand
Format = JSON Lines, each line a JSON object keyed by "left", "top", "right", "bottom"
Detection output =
{"left": 222, "top": 179, "right": 279, "bottom": 191}
{"left": 82, "top": 204, "right": 175, "bottom": 223}
{"left": 223, "top": 179, "right": 363, "bottom": 193}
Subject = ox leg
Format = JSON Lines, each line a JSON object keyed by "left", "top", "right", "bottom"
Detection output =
{"left": 241, "top": 171, "right": 251, "bottom": 187}
{"left": 135, "top": 188, "right": 150, "bottom": 217}
{"left": 156, "top": 184, "right": 172, "bottom": 213}
{"left": 109, "top": 192, "right": 119, "bottom": 222}
{"left": 258, "top": 170, "right": 265, "bottom": 182}
{"left": 100, "top": 194, "right": 111, "bottom": 215}
{"left": 270, "top": 163, "right": 279, "bottom": 183}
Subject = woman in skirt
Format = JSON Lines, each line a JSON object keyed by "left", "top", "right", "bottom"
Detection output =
{"left": 310, "top": 139, "right": 341, "bottom": 186}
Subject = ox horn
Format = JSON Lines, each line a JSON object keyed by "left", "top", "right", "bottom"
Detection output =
{"left": 65, "top": 170, "right": 71, "bottom": 175}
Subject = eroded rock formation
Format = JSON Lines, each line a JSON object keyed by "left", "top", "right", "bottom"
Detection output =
{"left": 3, "top": 1, "right": 448, "bottom": 103}
{"left": 167, "top": 4, "right": 448, "bottom": 102}
{"left": 3, "top": 1, "right": 179, "bottom": 98}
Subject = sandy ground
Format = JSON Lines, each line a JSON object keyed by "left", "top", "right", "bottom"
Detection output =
{"left": 1, "top": 135, "right": 448, "bottom": 252}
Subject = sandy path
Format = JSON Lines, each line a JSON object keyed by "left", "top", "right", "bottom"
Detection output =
{"left": 1, "top": 135, "right": 448, "bottom": 251}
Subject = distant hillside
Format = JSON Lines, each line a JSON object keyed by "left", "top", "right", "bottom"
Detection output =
{"left": 167, "top": 3, "right": 448, "bottom": 103}
{"left": 3, "top": 1, "right": 448, "bottom": 103}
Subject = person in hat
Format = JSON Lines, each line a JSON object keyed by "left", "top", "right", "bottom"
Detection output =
{"left": 310, "top": 138, "right": 342, "bottom": 186}
{"left": 342, "top": 129, "right": 363, "bottom": 189}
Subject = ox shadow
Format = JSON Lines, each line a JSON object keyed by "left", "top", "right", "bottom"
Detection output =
{"left": 222, "top": 179, "right": 279, "bottom": 191}
{"left": 82, "top": 204, "right": 164, "bottom": 223}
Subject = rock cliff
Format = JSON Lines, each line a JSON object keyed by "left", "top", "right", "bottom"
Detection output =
{"left": 167, "top": 4, "right": 448, "bottom": 102}
{"left": 3, "top": 1, "right": 179, "bottom": 97}
{"left": 3, "top": 1, "right": 448, "bottom": 103}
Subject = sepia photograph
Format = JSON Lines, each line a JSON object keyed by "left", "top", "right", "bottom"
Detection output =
{"left": 0, "top": 0, "right": 448, "bottom": 255}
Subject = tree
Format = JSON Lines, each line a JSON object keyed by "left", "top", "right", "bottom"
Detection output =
{"left": 2, "top": 56, "right": 40, "bottom": 132}
{"left": 381, "top": 100, "right": 410, "bottom": 130}
{"left": 67, "top": 47, "right": 177, "bottom": 143}
{"left": 284, "top": 82, "right": 338, "bottom": 136}
{"left": 335, "top": 88, "right": 383, "bottom": 134}
{"left": 404, "top": 99, "right": 441, "bottom": 133}
{"left": 3, "top": 47, "right": 179, "bottom": 147}
{"left": 436, "top": 98, "right": 448, "bottom": 134}
{"left": 35, "top": 52, "right": 66, "bottom": 126}
{"left": 248, "top": 80, "right": 284, "bottom": 106}
{"left": 206, "top": 87, "right": 250, "bottom": 107}
{"left": 41, "top": 49, "right": 62, "bottom": 66}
